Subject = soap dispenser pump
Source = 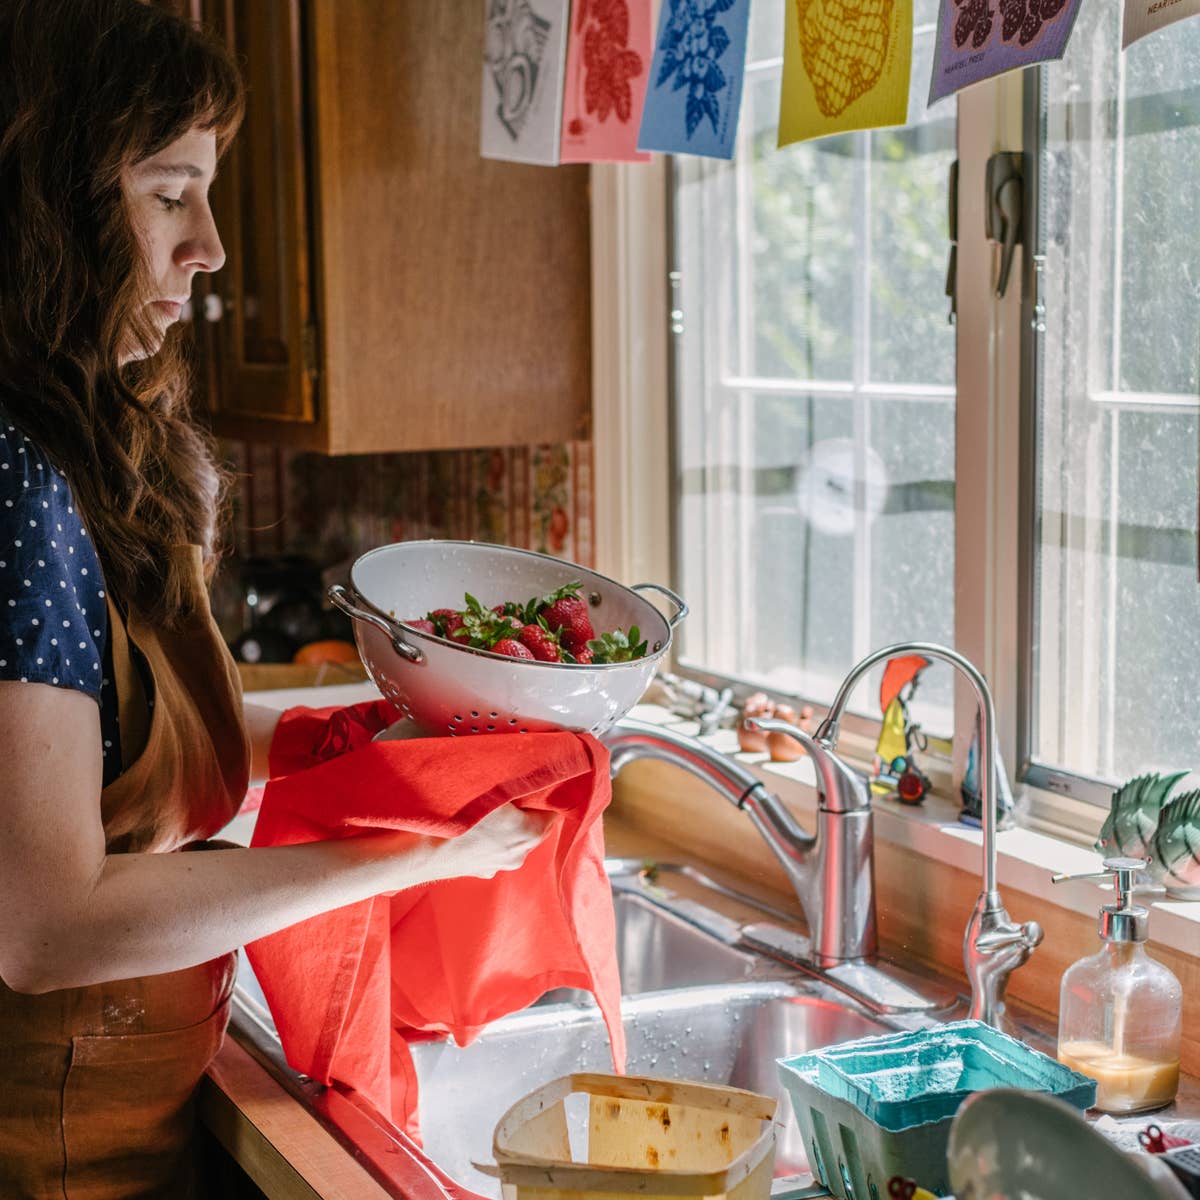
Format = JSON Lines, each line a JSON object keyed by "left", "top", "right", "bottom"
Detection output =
{"left": 1052, "top": 856, "right": 1182, "bottom": 1114}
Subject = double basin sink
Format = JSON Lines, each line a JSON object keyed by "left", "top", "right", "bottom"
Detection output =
{"left": 231, "top": 859, "right": 902, "bottom": 1196}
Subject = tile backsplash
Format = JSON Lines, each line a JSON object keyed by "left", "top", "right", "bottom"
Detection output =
{"left": 215, "top": 440, "right": 595, "bottom": 636}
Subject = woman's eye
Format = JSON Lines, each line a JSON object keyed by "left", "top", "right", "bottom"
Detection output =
{"left": 155, "top": 194, "right": 185, "bottom": 212}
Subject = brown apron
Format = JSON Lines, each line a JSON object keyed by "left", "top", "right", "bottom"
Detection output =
{"left": 0, "top": 545, "right": 251, "bottom": 1199}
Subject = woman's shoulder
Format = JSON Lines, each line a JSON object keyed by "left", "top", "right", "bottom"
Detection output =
{"left": 0, "top": 412, "right": 86, "bottom": 530}
{"left": 0, "top": 408, "right": 109, "bottom": 698}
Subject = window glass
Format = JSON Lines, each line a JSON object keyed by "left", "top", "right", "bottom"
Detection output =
{"left": 1031, "top": 4, "right": 1200, "bottom": 786}
{"left": 672, "top": 6, "right": 956, "bottom": 725}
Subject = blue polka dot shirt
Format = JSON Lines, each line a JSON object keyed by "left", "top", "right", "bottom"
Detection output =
{"left": 0, "top": 416, "right": 123, "bottom": 786}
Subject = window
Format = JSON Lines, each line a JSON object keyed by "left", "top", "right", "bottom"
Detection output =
{"left": 597, "top": 0, "right": 1200, "bottom": 810}
{"left": 1026, "top": 3, "right": 1200, "bottom": 795}
{"left": 672, "top": 0, "right": 957, "bottom": 730}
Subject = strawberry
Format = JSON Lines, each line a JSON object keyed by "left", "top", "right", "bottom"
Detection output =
{"left": 492, "top": 638, "right": 534, "bottom": 659}
{"left": 537, "top": 581, "right": 594, "bottom": 652}
{"left": 518, "top": 622, "right": 562, "bottom": 662}
{"left": 429, "top": 608, "right": 464, "bottom": 639}
{"left": 459, "top": 593, "right": 526, "bottom": 649}
{"left": 404, "top": 618, "right": 437, "bottom": 636}
{"left": 570, "top": 646, "right": 594, "bottom": 665}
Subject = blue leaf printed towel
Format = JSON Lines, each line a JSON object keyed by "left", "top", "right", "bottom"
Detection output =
{"left": 637, "top": 0, "right": 751, "bottom": 160}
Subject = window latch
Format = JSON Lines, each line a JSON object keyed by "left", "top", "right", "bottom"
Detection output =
{"left": 985, "top": 152, "right": 1024, "bottom": 299}
{"left": 945, "top": 159, "right": 958, "bottom": 324}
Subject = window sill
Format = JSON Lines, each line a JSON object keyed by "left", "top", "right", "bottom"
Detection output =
{"left": 625, "top": 702, "right": 1200, "bottom": 961}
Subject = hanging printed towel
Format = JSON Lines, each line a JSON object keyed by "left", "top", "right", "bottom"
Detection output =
{"left": 927, "top": 0, "right": 1085, "bottom": 105}
{"left": 779, "top": 0, "right": 913, "bottom": 146}
{"left": 561, "top": 0, "right": 654, "bottom": 162}
{"left": 246, "top": 700, "right": 625, "bottom": 1139}
{"left": 637, "top": 0, "right": 752, "bottom": 160}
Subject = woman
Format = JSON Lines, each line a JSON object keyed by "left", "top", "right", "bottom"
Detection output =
{"left": 0, "top": 3, "right": 552, "bottom": 1195}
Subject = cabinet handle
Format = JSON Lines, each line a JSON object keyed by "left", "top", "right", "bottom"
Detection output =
{"left": 203, "top": 293, "right": 226, "bottom": 323}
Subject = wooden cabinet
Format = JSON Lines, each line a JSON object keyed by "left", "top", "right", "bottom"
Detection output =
{"left": 196, "top": 0, "right": 592, "bottom": 454}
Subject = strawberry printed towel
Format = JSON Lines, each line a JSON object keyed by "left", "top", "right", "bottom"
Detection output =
{"left": 246, "top": 700, "right": 625, "bottom": 1139}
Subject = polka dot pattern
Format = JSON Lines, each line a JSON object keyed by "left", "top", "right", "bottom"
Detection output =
{"left": 0, "top": 420, "right": 122, "bottom": 785}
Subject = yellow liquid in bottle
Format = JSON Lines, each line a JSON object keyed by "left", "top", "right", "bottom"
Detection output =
{"left": 1058, "top": 1040, "right": 1180, "bottom": 1114}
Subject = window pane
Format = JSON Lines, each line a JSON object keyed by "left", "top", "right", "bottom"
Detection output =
{"left": 1031, "top": 5, "right": 1200, "bottom": 787}
{"left": 869, "top": 25, "right": 956, "bottom": 387}
{"left": 747, "top": 77, "right": 856, "bottom": 381}
{"left": 673, "top": 10, "right": 956, "bottom": 724}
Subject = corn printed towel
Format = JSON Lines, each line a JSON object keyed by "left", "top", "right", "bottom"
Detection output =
{"left": 779, "top": 0, "right": 912, "bottom": 146}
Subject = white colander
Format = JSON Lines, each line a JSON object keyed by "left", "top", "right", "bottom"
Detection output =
{"left": 328, "top": 540, "right": 687, "bottom": 737}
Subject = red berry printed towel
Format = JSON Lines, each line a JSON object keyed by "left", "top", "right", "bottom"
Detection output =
{"left": 246, "top": 700, "right": 625, "bottom": 1139}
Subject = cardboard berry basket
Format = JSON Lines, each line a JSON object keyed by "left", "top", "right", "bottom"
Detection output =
{"left": 475, "top": 1073, "right": 777, "bottom": 1200}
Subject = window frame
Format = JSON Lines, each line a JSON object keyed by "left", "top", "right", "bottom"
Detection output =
{"left": 590, "top": 66, "right": 1116, "bottom": 837}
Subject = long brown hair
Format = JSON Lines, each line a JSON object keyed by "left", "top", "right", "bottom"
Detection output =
{"left": 0, "top": 0, "right": 243, "bottom": 624}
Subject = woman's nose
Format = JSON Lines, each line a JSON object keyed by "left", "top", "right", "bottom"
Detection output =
{"left": 177, "top": 206, "right": 226, "bottom": 274}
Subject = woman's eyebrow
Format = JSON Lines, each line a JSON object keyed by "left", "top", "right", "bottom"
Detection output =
{"left": 136, "top": 162, "right": 205, "bottom": 179}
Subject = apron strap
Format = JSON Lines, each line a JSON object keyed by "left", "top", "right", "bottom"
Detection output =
{"left": 105, "top": 596, "right": 150, "bottom": 768}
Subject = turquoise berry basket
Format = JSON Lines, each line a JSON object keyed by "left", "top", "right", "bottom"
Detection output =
{"left": 776, "top": 1020, "right": 1097, "bottom": 1200}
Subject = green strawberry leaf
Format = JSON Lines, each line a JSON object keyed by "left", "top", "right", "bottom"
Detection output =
{"left": 586, "top": 627, "right": 648, "bottom": 663}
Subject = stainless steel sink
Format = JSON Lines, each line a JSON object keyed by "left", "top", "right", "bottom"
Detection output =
{"left": 411, "top": 982, "right": 885, "bottom": 1193}
{"left": 231, "top": 861, "right": 894, "bottom": 1198}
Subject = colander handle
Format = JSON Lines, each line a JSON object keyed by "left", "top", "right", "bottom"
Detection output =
{"left": 631, "top": 582, "right": 688, "bottom": 628}
{"left": 327, "top": 584, "right": 424, "bottom": 664}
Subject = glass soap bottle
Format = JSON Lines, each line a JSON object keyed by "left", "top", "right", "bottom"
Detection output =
{"left": 1052, "top": 857, "right": 1182, "bottom": 1114}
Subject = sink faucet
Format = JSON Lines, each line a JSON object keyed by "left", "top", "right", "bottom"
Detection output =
{"left": 603, "top": 642, "right": 1041, "bottom": 1028}
{"left": 812, "top": 641, "right": 1044, "bottom": 1028}
{"left": 602, "top": 718, "right": 876, "bottom": 966}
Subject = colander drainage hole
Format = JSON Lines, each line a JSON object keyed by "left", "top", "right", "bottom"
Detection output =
{"left": 487, "top": 725, "right": 495, "bottom": 731}
{"left": 453, "top": 715, "right": 463, "bottom": 723}
{"left": 489, "top": 711, "right": 499, "bottom": 718}
{"left": 508, "top": 718, "right": 517, "bottom": 725}
{"left": 470, "top": 711, "right": 479, "bottom": 718}
{"left": 471, "top": 727, "right": 479, "bottom": 733}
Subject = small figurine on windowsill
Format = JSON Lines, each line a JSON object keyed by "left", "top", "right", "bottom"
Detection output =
{"left": 871, "top": 655, "right": 933, "bottom": 805}
{"left": 959, "top": 708, "right": 1016, "bottom": 829}
{"left": 737, "top": 692, "right": 816, "bottom": 762}
{"left": 1096, "top": 771, "right": 1200, "bottom": 900}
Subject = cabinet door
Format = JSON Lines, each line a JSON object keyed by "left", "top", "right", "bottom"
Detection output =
{"left": 308, "top": 0, "right": 592, "bottom": 453}
{"left": 202, "top": 0, "right": 315, "bottom": 425}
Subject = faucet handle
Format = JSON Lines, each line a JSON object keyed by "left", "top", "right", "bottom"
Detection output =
{"left": 746, "top": 717, "right": 870, "bottom": 813}
{"left": 964, "top": 894, "right": 1044, "bottom": 1029}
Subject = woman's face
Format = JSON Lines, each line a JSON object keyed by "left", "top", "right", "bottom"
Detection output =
{"left": 120, "top": 127, "right": 224, "bottom": 360}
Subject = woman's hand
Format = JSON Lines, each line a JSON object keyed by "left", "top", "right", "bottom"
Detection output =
{"left": 446, "top": 805, "right": 557, "bottom": 880}
{"left": 366, "top": 805, "right": 556, "bottom": 895}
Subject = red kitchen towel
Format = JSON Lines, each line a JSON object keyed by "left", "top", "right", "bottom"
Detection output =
{"left": 246, "top": 701, "right": 625, "bottom": 1139}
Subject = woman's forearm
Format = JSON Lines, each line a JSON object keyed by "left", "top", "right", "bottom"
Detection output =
{"left": 19, "top": 799, "right": 550, "bottom": 994}
{"left": 28, "top": 834, "right": 432, "bottom": 992}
